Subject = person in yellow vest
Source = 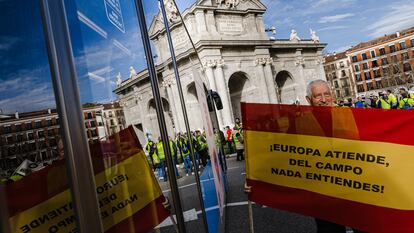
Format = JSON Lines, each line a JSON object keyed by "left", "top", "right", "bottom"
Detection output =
{"left": 387, "top": 90, "right": 398, "bottom": 109}
{"left": 398, "top": 88, "right": 414, "bottom": 109}
{"left": 178, "top": 135, "right": 193, "bottom": 176}
{"left": 155, "top": 137, "right": 167, "bottom": 181}
{"left": 145, "top": 138, "right": 157, "bottom": 171}
{"left": 169, "top": 137, "right": 180, "bottom": 178}
{"left": 231, "top": 127, "right": 244, "bottom": 161}
{"left": 376, "top": 92, "right": 391, "bottom": 109}
{"left": 196, "top": 130, "right": 209, "bottom": 167}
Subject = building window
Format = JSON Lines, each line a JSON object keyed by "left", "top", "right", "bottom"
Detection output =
{"left": 15, "top": 124, "right": 22, "bottom": 132}
{"left": 363, "top": 63, "right": 369, "bottom": 70}
{"left": 110, "top": 119, "right": 115, "bottom": 126}
{"left": 109, "top": 111, "right": 113, "bottom": 117}
{"left": 354, "top": 65, "right": 359, "bottom": 72}
{"left": 376, "top": 81, "right": 383, "bottom": 89}
{"left": 381, "top": 58, "right": 388, "bottom": 65}
{"left": 339, "top": 62, "right": 345, "bottom": 68}
{"left": 3, "top": 126, "right": 11, "bottom": 134}
{"left": 336, "top": 90, "right": 341, "bottom": 97}
{"left": 344, "top": 88, "right": 350, "bottom": 96}
{"left": 35, "top": 121, "right": 42, "bottom": 129}
{"left": 91, "top": 121, "right": 96, "bottom": 127}
{"left": 357, "top": 84, "right": 364, "bottom": 92}
{"left": 379, "top": 48, "right": 386, "bottom": 55}
{"left": 341, "top": 70, "right": 346, "bottom": 77}
{"left": 6, "top": 136, "right": 14, "bottom": 143}
{"left": 28, "top": 132, "right": 34, "bottom": 140}
{"left": 390, "top": 45, "right": 396, "bottom": 53}
{"left": 367, "top": 82, "right": 373, "bottom": 90}
{"left": 411, "top": 38, "right": 414, "bottom": 47}
{"left": 404, "top": 63, "right": 412, "bottom": 72}
{"left": 26, "top": 122, "right": 32, "bottom": 130}
{"left": 402, "top": 52, "right": 409, "bottom": 60}
{"left": 48, "top": 129, "right": 55, "bottom": 136}
{"left": 365, "top": 72, "right": 371, "bottom": 80}
{"left": 17, "top": 134, "right": 24, "bottom": 142}
{"left": 356, "top": 74, "right": 362, "bottom": 82}
{"left": 374, "top": 69, "right": 381, "bottom": 78}
{"left": 87, "top": 112, "right": 93, "bottom": 119}
{"left": 38, "top": 131, "right": 45, "bottom": 138}
{"left": 91, "top": 130, "right": 97, "bottom": 137}
{"left": 362, "top": 53, "right": 367, "bottom": 60}
{"left": 371, "top": 50, "right": 376, "bottom": 58}
{"left": 352, "top": 56, "right": 358, "bottom": 62}
{"left": 47, "top": 119, "right": 52, "bottom": 126}
{"left": 400, "top": 42, "right": 406, "bottom": 50}
{"left": 372, "top": 60, "right": 378, "bottom": 67}
{"left": 391, "top": 55, "right": 398, "bottom": 63}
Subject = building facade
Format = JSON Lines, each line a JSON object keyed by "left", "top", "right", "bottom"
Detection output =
{"left": 347, "top": 27, "right": 414, "bottom": 96}
{"left": 103, "top": 102, "right": 126, "bottom": 137}
{"left": 114, "top": 0, "right": 327, "bottom": 142}
{"left": 0, "top": 103, "right": 124, "bottom": 176}
{"left": 324, "top": 52, "right": 356, "bottom": 101}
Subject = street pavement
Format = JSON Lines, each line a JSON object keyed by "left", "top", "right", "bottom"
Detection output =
{"left": 151, "top": 154, "right": 318, "bottom": 233}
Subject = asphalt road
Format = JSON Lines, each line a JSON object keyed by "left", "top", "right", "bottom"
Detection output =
{"left": 151, "top": 154, "right": 318, "bottom": 233}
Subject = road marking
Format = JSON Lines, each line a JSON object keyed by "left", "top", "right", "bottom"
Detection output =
{"left": 156, "top": 208, "right": 198, "bottom": 228}
{"left": 162, "top": 178, "right": 215, "bottom": 193}
{"left": 241, "top": 172, "right": 246, "bottom": 175}
{"left": 227, "top": 166, "right": 240, "bottom": 170}
{"left": 195, "top": 201, "right": 253, "bottom": 214}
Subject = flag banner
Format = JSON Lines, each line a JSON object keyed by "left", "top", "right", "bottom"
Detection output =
{"left": 6, "top": 126, "right": 169, "bottom": 233}
{"left": 242, "top": 103, "right": 414, "bottom": 233}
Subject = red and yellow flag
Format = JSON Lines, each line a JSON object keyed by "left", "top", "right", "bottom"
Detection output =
{"left": 242, "top": 103, "right": 414, "bottom": 233}
{"left": 6, "top": 126, "right": 169, "bottom": 233}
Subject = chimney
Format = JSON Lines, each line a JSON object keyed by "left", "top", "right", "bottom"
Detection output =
{"left": 15, "top": 111, "right": 19, "bottom": 119}
{"left": 396, "top": 31, "right": 400, "bottom": 37}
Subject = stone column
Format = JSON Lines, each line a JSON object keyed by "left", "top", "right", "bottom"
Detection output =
{"left": 203, "top": 60, "right": 224, "bottom": 128}
{"left": 162, "top": 77, "right": 180, "bottom": 134}
{"left": 170, "top": 83, "right": 185, "bottom": 133}
{"left": 215, "top": 59, "right": 233, "bottom": 128}
{"left": 263, "top": 58, "right": 278, "bottom": 103}
{"left": 195, "top": 10, "right": 207, "bottom": 35}
{"left": 255, "top": 58, "right": 271, "bottom": 103}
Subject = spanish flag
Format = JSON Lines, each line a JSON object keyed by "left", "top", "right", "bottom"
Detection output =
{"left": 6, "top": 126, "right": 169, "bottom": 233}
{"left": 242, "top": 103, "right": 414, "bottom": 233}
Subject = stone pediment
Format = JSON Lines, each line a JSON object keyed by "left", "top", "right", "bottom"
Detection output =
{"left": 148, "top": 14, "right": 164, "bottom": 39}
{"left": 197, "top": 0, "right": 266, "bottom": 12}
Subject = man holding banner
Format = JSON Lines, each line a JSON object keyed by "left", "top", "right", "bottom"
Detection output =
{"left": 242, "top": 78, "right": 414, "bottom": 233}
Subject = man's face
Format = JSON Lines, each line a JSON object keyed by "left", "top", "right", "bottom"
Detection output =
{"left": 306, "top": 83, "right": 333, "bottom": 106}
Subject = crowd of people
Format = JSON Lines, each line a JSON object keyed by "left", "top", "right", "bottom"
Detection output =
{"left": 335, "top": 87, "right": 414, "bottom": 110}
{"left": 145, "top": 118, "right": 245, "bottom": 181}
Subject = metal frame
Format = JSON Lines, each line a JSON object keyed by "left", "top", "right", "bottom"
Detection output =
{"left": 39, "top": 0, "right": 104, "bottom": 232}
{"left": 158, "top": 1, "right": 210, "bottom": 232}
{"left": 135, "top": 1, "right": 186, "bottom": 233}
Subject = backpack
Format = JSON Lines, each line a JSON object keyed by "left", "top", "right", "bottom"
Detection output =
{"left": 402, "top": 99, "right": 412, "bottom": 110}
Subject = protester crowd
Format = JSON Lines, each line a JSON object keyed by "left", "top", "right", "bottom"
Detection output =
{"left": 335, "top": 87, "right": 414, "bottom": 110}
{"left": 145, "top": 118, "right": 245, "bottom": 181}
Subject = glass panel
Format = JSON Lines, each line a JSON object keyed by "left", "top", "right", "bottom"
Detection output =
{"left": 63, "top": 0, "right": 171, "bottom": 232}
{"left": 0, "top": 0, "right": 78, "bottom": 231}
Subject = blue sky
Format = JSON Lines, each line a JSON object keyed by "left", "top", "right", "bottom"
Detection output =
{"left": 0, "top": 0, "right": 413, "bottom": 114}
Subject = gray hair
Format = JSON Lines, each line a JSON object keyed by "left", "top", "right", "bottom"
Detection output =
{"left": 306, "top": 79, "right": 330, "bottom": 97}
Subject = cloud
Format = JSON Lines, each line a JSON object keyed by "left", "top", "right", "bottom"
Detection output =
{"left": 318, "top": 13, "right": 354, "bottom": 23}
{"left": 0, "top": 36, "right": 20, "bottom": 51}
{"left": 366, "top": 3, "right": 414, "bottom": 38}
{"left": 318, "top": 25, "right": 349, "bottom": 31}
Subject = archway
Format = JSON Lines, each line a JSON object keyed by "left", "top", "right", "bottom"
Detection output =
{"left": 275, "top": 71, "right": 297, "bottom": 104}
{"left": 228, "top": 72, "right": 254, "bottom": 122}
{"left": 147, "top": 98, "right": 174, "bottom": 140}
{"left": 186, "top": 82, "right": 203, "bottom": 130}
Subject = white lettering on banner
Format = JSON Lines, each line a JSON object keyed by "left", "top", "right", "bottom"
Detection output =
{"left": 104, "top": 0, "right": 125, "bottom": 33}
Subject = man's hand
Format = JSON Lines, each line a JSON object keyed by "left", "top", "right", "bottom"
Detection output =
{"left": 244, "top": 182, "right": 252, "bottom": 193}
